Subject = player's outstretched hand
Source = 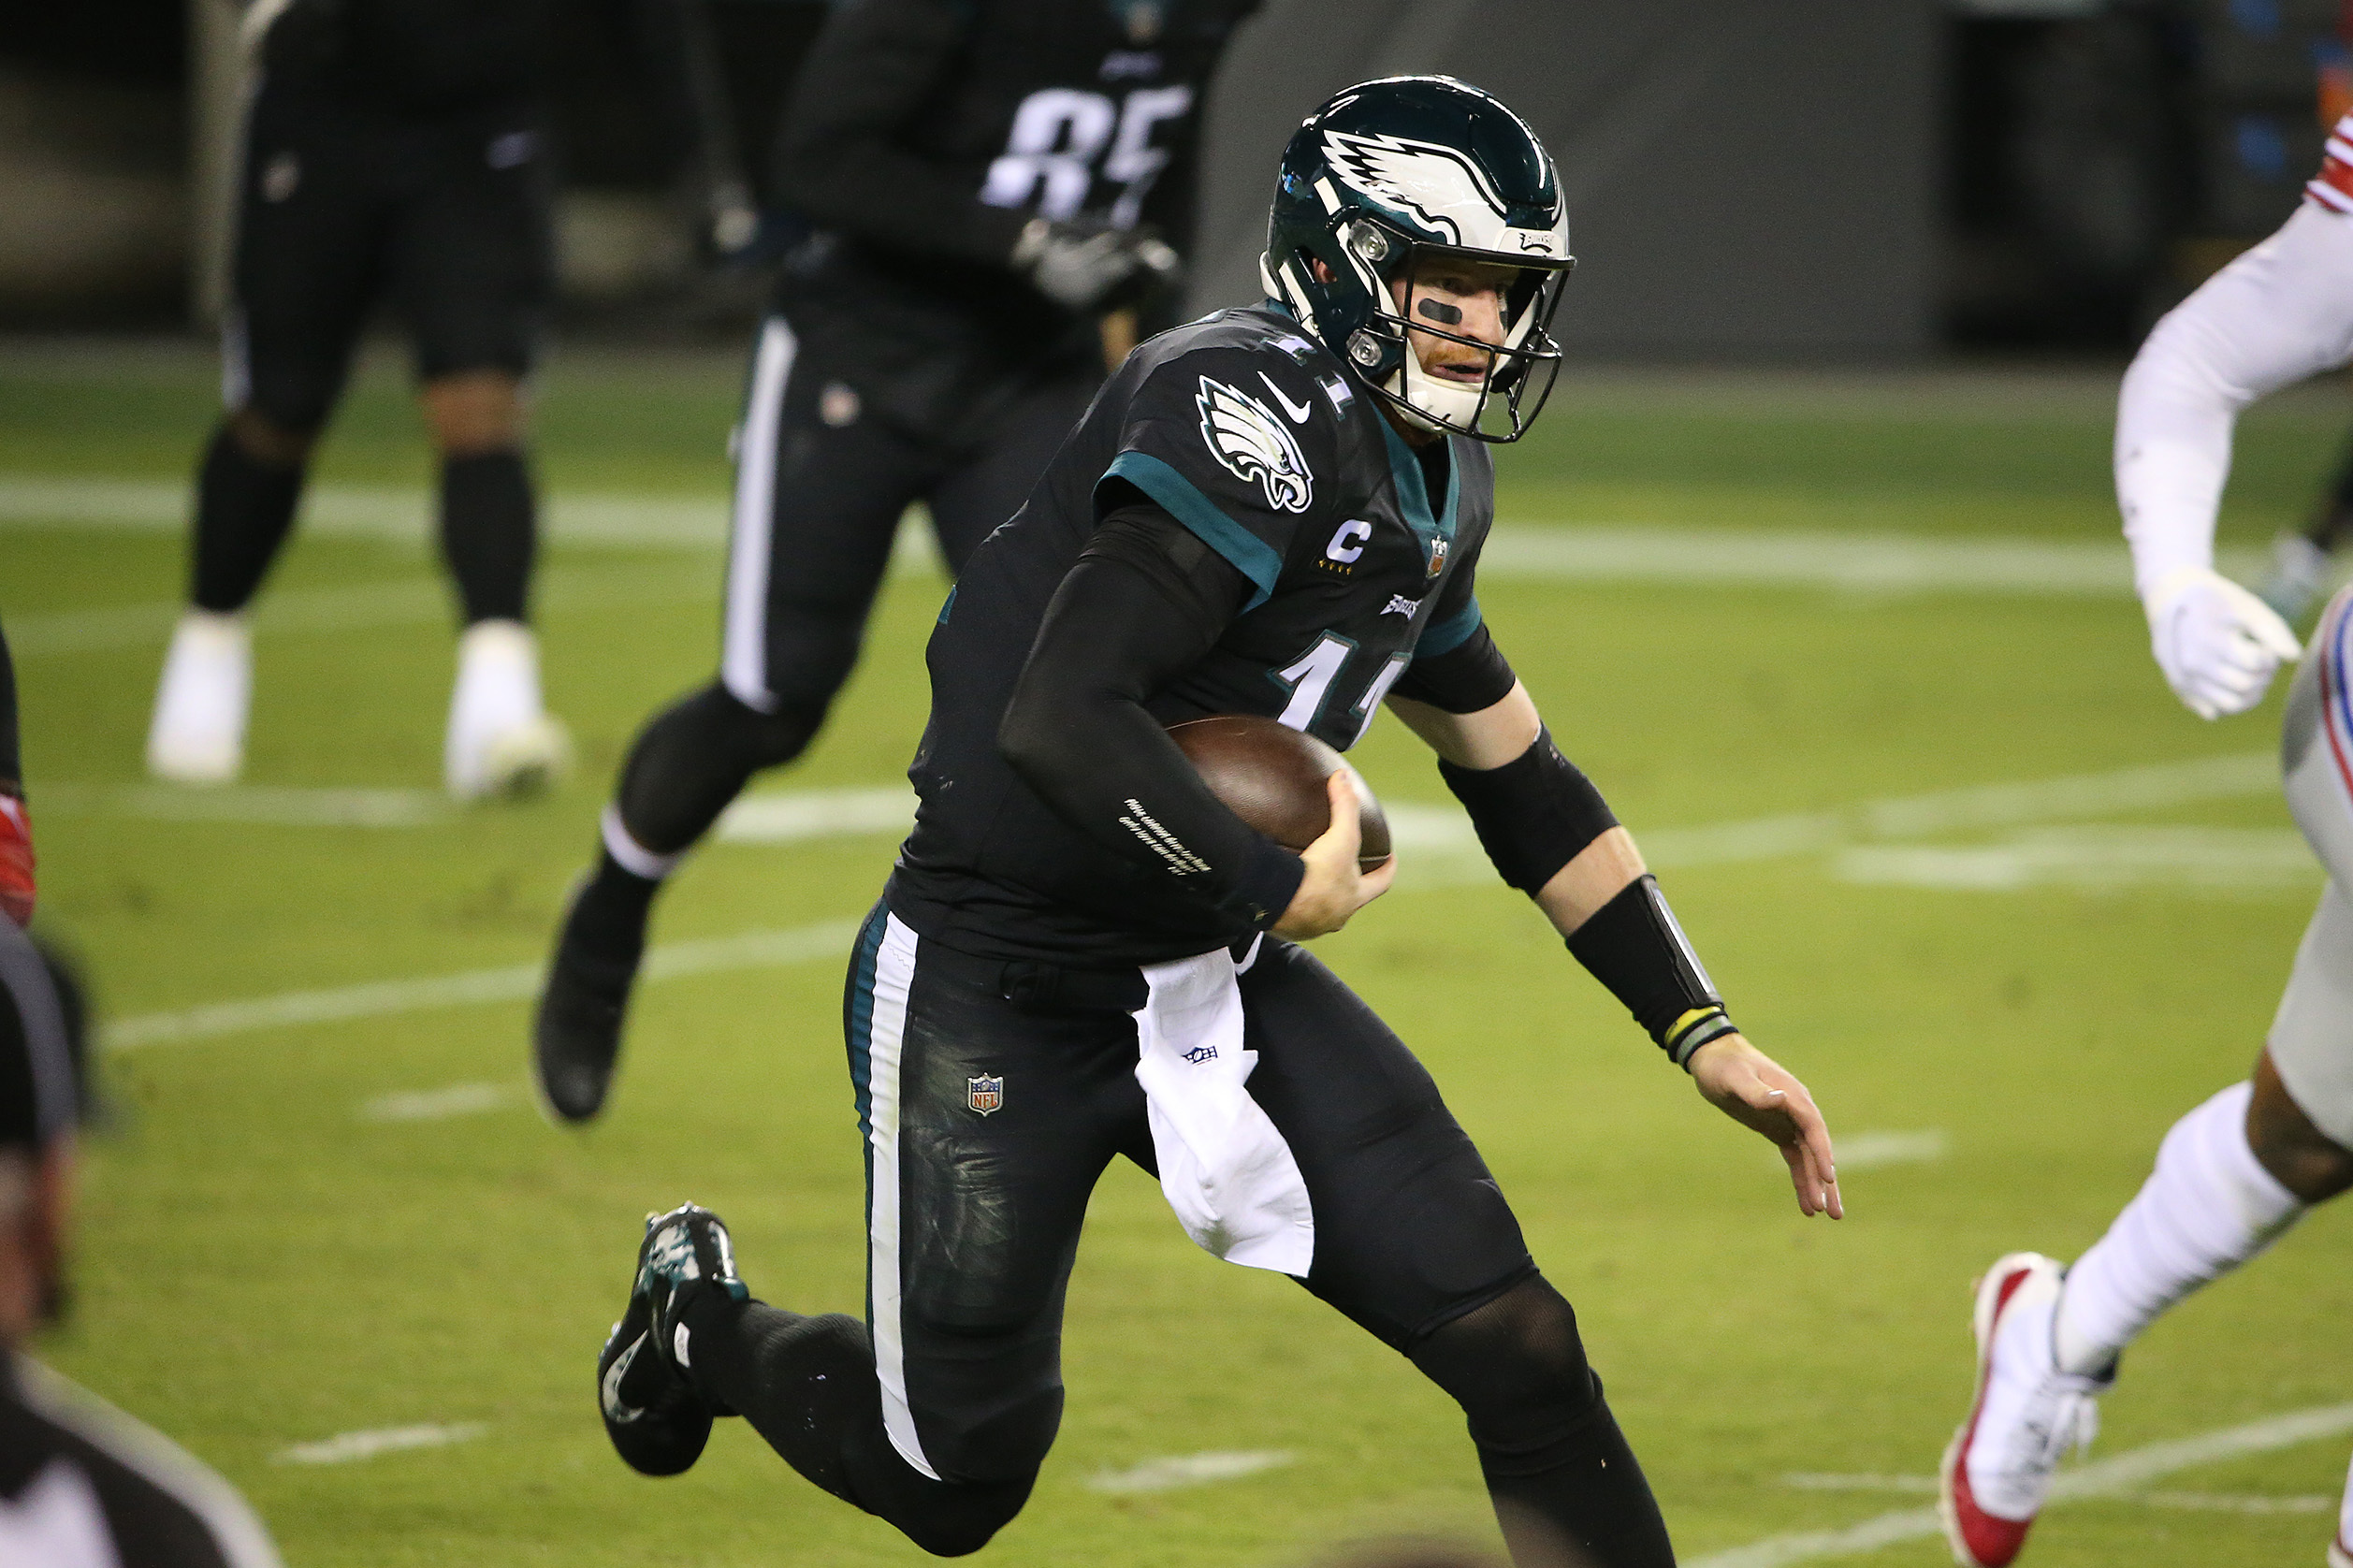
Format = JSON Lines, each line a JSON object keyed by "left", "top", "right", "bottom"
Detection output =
{"left": 1272, "top": 772, "right": 1396, "bottom": 940}
{"left": 2145, "top": 566, "right": 2302, "bottom": 719}
{"left": 1688, "top": 1035, "right": 1842, "bottom": 1219}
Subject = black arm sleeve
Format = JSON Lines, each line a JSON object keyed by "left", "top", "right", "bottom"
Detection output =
{"left": 1390, "top": 622, "right": 1517, "bottom": 714}
{"left": 769, "top": 0, "right": 1032, "bottom": 265}
{"left": 998, "top": 505, "right": 1307, "bottom": 929}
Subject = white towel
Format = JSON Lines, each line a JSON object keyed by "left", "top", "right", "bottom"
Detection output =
{"left": 1131, "top": 941, "right": 1314, "bottom": 1276}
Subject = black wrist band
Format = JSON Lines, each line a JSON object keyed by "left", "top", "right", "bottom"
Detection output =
{"left": 1563, "top": 874, "right": 1732, "bottom": 1069}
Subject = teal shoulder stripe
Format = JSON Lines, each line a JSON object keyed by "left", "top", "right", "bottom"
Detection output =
{"left": 1101, "top": 451, "right": 1282, "bottom": 611}
{"left": 1416, "top": 597, "right": 1483, "bottom": 660}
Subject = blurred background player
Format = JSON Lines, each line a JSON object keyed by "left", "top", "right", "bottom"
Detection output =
{"left": 0, "top": 619, "right": 34, "bottom": 928}
{"left": 533, "top": 0, "right": 1259, "bottom": 1123}
{"left": 1941, "top": 109, "right": 2353, "bottom": 1568}
{"left": 0, "top": 927, "right": 283, "bottom": 1567}
{"left": 144, "top": 0, "right": 570, "bottom": 801}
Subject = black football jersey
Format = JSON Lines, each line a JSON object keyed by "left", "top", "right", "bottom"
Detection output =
{"left": 889, "top": 304, "right": 1494, "bottom": 966}
{"left": 774, "top": 0, "right": 1259, "bottom": 412}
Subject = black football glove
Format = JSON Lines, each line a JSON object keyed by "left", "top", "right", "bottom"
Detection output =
{"left": 1010, "top": 218, "right": 1182, "bottom": 314}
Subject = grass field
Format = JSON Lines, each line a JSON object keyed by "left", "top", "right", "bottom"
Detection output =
{"left": 5, "top": 338, "right": 2351, "bottom": 1567}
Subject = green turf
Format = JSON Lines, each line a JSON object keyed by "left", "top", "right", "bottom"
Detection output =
{"left": 5, "top": 341, "right": 2351, "bottom": 1567}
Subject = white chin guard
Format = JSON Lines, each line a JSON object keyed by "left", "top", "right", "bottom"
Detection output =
{"left": 1387, "top": 354, "right": 1486, "bottom": 436}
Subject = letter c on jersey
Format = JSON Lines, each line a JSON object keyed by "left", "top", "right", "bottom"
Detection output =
{"left": 1326, "top": 519, "right": 1373, "bottom": 563}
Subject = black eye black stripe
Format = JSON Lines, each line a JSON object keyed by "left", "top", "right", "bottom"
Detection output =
{"left": 1415, "top": 298, "right": 1463, "bottom": 326}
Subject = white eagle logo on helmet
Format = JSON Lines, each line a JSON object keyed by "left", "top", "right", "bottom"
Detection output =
{"left": 1322, "top": 128, "right": 1518, "bottom": 250}
{"left": 1197, "top": 377, "right": 1314, "bottom": 514}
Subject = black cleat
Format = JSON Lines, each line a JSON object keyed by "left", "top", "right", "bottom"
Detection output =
{"left": 533, "top": 865, "right": 653, "bottom": 1124}
{"left": 598, "top": 1203, "right": 749, "bottom": 1477}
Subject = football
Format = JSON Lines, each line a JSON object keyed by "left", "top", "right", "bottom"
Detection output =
{"left": 1166, "top": 714, "right": 1393, "bottom": 871}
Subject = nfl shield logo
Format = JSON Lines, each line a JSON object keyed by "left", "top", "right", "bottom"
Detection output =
{"left": 967, "top": 1075, "right": 1005, "bottom": 1116}
{"left": 1427, "top": 536, "right": 1448, "bottom": 579}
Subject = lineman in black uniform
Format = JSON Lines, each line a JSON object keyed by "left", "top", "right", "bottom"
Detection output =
{"left": 534, "top": 0, "right": 1260, "bottom": 1122}
{"left": 145, "top": 0, "right": 568, "bottom": 800}
{"left": 0, "top": 930, "right": 283, "bottom": 1568}
{"left": 590, "top": 79, "right": 1843, "bottom": 1566}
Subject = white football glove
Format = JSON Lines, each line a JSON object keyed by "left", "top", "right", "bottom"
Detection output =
{"left": 2142, "top": 566, "right": 2302, "bottom": 719}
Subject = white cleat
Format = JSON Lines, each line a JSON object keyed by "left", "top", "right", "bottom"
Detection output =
{"left": 145, "top": 610, "right": 252, "bottom": 784}
{"left": 1940, "top": 1253, "right": 2108, "bottom": 1567}
{"left": 444, "top": 618, "right": 572, "bottom": 801}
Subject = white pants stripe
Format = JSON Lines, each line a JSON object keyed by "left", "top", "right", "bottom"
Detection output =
{"left": 721, "top": 316, "right": 796, "bottom": 712}
{"left": 864, "top": 912, "right": 940, "bottom": 1480}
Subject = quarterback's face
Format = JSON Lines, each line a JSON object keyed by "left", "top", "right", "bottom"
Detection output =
{"left": 1389, "top": 257, "right": 1515, "bottom": 384}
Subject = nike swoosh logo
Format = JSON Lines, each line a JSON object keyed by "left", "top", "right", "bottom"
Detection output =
{"left": 1260, "top": 373, "right": 1314, "bottom": 425}
{"left": 602, "top": 1330, "right": 647, "bottom": 1423}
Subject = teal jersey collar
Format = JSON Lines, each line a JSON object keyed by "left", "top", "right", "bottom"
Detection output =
{"left": 1378, "top": 415, "right": 1460, "bottom": 553}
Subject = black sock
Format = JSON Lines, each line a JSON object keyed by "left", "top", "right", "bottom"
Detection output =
{"left": 1476, "top": 1387, "right": 1673, "bottom": 1568}
{"left": 191, "top": 426, "right": 305, "bottom": 613}
{"left": 1413, "top": 1279, "right": 1675, "bottom": 1568}
{"left": 679, "top": 1295, "right": 1036, "bottom": 1556}
{"left": 614, "top": 682, "right": 820, "bottom": 857}
{"left": 560, "top": 849, "right": 661, "bottom": 984}
{"left": 440, "top": 449, "right": 536, "bottom": 625}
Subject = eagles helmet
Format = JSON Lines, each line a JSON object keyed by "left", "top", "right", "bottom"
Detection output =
{"left": 1260, "top": 76, "right": 1573, "bottom": 443}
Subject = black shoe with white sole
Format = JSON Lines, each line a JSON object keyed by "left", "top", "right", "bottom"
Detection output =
{"left": 598, "top": 1203, "right": 748, "bottom": 1476}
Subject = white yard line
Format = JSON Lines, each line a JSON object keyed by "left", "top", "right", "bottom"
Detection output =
{"left": 101, "top": 917, "right": 863, "bottom": 1052}
{"left": 9, "top": 561, "right": 719, "bottom": 659}
{"left": 358, "top": 1082, "right": 516, "bottom": 1123}
{"left": 3, "top": 472, "right": 2282, "bottom": 596}
{"left": 37, "top": 782, "right": 452, "bottom": 828}
{"left": 1825, "top": 1130, "right": 1947, "bottom": 1170}
{"left": 273, "top": 1422, "right": 485, "bottom": 1466}
{"left": 1084, "top": 1449, "right": 1295, "bottom": 1494}
{"left": 1835, "top": 826, "right": 2316, "bottom": 893}
{"left": 1693, "top": 1401, "right": 2353, "bottom": 1568}
{"left": 89, "top": 752, "right": 2286, "bottom": 1049}
{"left": 1780, "top": 1474, "right": 2332, "bottom": 1512}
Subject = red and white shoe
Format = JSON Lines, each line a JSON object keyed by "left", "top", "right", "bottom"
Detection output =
{"left": 0, "top": 792, "right": 31, "bottom": 927}
{"left": 1940, "top": 1253, "right": 2107, "bottom": 1566}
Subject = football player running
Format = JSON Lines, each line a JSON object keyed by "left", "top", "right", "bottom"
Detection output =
{"left": 533, "top": 0, "right": 1259, "bottom": 1123}
{"left": 145, "top": 0, "right": 569, "bottom": 801}
{"left": 1941, "top": 112, "right": 2353, "bottom": 1568}
{"left": 590, "top": 78, "right": 1839, "bottom": 1567}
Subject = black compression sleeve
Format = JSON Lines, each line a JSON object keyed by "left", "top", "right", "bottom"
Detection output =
{"left": 1438, "top": 727, "right": 1616, "bottom": 893}
{"left": 770, "top": 0, "right": 1033, "bottom": 265}
{"left": 1392, "top": 622, "right": 1516, "bottom": 714}
{"left": 999, "top": 506, "right": 1305, "bottom": 930}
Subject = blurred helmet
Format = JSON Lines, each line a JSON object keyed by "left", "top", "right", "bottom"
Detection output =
{"left": 1261, "top": 76, "right": 1574, "bottom": 442}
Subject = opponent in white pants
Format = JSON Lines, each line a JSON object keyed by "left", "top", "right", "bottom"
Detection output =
{"left": 1941, "top": 117, "right": 2353, "bottom": 1568}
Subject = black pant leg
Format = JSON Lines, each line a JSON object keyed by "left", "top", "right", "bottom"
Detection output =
{"left": 923, "top": 371, "right": 1101, "bottom": 574}
{"left": 606, "top": 315, "right": 933, "bottom": 858}
{"left": 1238, "top": 941, "right": 1674, "bottom": 1568}
{"left": 691, "top": 905, "right": 1140, "bottom": 1556}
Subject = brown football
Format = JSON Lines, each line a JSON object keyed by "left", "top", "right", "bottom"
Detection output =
{"left": 1166, "top": 714, "right": 1392, "bottom": 872}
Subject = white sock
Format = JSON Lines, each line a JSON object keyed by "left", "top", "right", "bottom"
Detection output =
{"left": 2053, "top": 1081, "right": 2303, "bottom": 1376}
{"left": 146, "top": 609, "right": 253, "bottom": 784}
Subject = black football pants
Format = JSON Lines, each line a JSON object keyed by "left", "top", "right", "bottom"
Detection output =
{"left": 677, "top": 904, "right": 1676, "bottom": 1564}
{"left": 609, "top": 316, "right": 1101, "bottom": 858}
